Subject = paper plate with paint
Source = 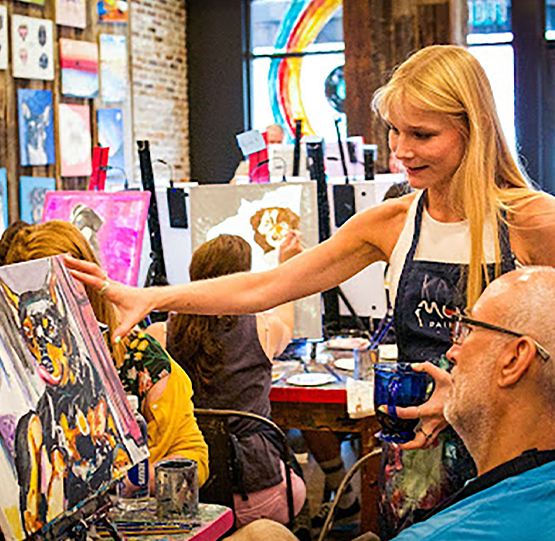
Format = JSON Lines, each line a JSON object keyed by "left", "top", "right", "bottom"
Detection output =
{"left": 286, "top": 373, "right": 336, "bottom": 387}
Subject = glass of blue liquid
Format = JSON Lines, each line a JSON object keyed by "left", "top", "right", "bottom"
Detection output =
{"left": 374, "top": 362, "right": 430, "bottom": 443}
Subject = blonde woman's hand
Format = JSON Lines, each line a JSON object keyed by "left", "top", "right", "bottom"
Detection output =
{"left": 380, "top": 362, "right": 452, "bottom": 450}
{"left": 278, "top": 230, "right": 303, "bottom": 264}
{"left": 63, "top": 255, "right": 154, "bottom": 342}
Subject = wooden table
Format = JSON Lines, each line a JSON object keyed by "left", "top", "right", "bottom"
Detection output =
{"left": 104, "top": 501, "right": 234, "bottom": 541}
{"left": 270, "top": 357, "right": 381, "bottom": 534}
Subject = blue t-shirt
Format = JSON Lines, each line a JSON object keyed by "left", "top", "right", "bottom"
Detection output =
{"left": 395, "top": 456, "right": 555, "bottom": 541}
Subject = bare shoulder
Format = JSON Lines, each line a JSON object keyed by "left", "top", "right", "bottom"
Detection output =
{"left": 345, "top": 191, "right": 416, "bottom": 259}
{"left": 508, "top": 191, "right": 555, "bottom": 266}
{"left": 145, "top": 321, "right": 167, "bottom": 348}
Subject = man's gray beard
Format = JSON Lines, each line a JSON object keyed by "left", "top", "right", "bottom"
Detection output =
{"left": 445, "top": 392, "right": 492, "bottom": 463}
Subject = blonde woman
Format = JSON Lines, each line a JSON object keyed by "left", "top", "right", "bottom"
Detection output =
{"left": 66, "top": 45, "right": 555, "bottom": 538}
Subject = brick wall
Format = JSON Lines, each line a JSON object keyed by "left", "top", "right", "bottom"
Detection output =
{"left": 131, "top": 0, "right": 189, "bottom": 183}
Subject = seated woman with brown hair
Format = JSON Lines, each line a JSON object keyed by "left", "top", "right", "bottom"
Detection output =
{"left": 147, "top": 233, "right": 306, "bottom": 528}
{"left": 4, "top": 220, "right": 209, "bottom": 492}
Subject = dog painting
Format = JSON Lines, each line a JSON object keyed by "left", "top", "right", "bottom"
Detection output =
{"left": 250, "top": 207, "right": 300, "bottom": 254}
{"left": 20, "top": 176, "right": 56, "bottom": 224}
{"left": 190, "top": 182, "right": 321, "bottom": 339}
{"left": 18, "top": 90, "right": 55, "bottom": 167}
{"left": 0, "top": 257, "right": 147, "bottom": 541}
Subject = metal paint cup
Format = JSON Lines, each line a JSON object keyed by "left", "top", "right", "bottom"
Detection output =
{"left": 354, "top": 345, "right": 378, "bottom": 380}
{"left": 155, "top": 458, "right": 199, "bottom": 518}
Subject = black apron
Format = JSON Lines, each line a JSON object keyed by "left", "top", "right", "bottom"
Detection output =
{"left": 378, "top": 191, "right": 515, "bottom": 540}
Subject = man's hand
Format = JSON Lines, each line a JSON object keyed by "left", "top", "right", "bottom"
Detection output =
{"left": 381, "top": 362, "right": 452, "bottom": 450}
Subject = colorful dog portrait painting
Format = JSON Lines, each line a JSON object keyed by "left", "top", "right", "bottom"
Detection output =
{"left": 42, "top": 191, "right": 151, "bottom": 286}
{"left": 97, "top": 108, "right": 126, "bottom": 186}
{"left": 0, "top": 256, "right": 148, "bottom": 541}
{"left": 18, "top": 90, "right": 55, "bottom": 168}
{"left": 56, "top": 0, "right": 87, "bottom": 29}
{"left": 190, "top": 182, "right": 321, "bottom": 339}
{"left": 59, "top": 103, "right": 92, "bottom": 177}
{"left": 99, "top": 34, "right": 128, "bottom": 103}
{"left": 97, "top": 0, "right": 129, "bottom": 23}
{"left": 12, "top": 15, "right": 54, "bottom": 81}
{"left": 19, "top": 176, "right": 56, "bottom": 224}
{"left": 60, "top": 39, "right": 99, "bottom": 99}
{"left": 0, "top": 5, "right": 8, "bottom": 71}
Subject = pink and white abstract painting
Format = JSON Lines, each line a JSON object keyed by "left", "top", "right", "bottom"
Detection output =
{"left": 42, "top": 191, "right": 151, "bottom": 286}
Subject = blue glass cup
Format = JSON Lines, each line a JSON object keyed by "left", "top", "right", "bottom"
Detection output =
{"left": 374, "top": 362, "right": 431, "bottom": 443}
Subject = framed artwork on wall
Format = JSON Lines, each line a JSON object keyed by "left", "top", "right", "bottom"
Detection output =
{"left": 59, "top": 103, "right": 92, "bottom": 177}
{"left": 19, "top": 176, "right": 55, "bottom": 224}
{"left": 60, "top": 38, "right": 99, "bottom": 98}
{"left": 97, "top": 108, "right": 125, "bottom": 185}
{"left": 17, "top": 89, "right": 55, "bottom": 167}
{"left": 0, "top": 5, "right": 8, "bottom": 70}
{"left": 55, "top": 0, "right": 87, "bottom": 29}
{"left": 99, "top": 34, "right": 127, "bottom": 103}
{"left": 12, "top": 15, "right": 54, "bottom": 80}
{"left": 0, "top": 168, "right": 7, "bottom": 232}
{"left": 98, "top": 0, "right": 129, "bottom": 23}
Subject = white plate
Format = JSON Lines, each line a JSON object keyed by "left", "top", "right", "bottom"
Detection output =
{"left": 334, "top": 357, "right": 355, "bottom": 371}
{"left": 325, "top": 337, "right": 370, "bottom": 350}
{"left": 286, "top": 373, "right": 336, "bottom": 387}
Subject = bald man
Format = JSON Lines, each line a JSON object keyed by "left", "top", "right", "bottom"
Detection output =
{"left": 232, "top": 267, "right": 555, "bottom": 541}
{"left": 393, "top": 266, "right": 555, "bottom": 540}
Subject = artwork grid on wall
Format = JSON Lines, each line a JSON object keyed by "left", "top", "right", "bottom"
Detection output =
{"left": 11, "top": 15, "right": 54, "bottom": 80}
{"left": 59, "top": 103, "right": 93, "bottom": 177}
{"left": 19, "top": 176, "right": 56, "bottom": 224}
{"left": 17, "top": 89, "right": 56, "bottom": 167}
{"left": 0, "top": 256, "right": 147, "bottom": 541}
{"left": 55, "top": 0, "right": 87, "bottom": 29}
{"left": 99, "top": 34, "right": 128, "bottom": 103}
{"left": 60, "top": 38, "right": 99, "bottom": 98}
{"left": 42, "top": 191, "right": 151, "bottom": 286}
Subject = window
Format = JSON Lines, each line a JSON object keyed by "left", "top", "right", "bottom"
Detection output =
{"left": 247, "top": 0, "right": 345, "bottom": 141}
{"left": 467, "top": 0, "right": 515, "bottom": 154}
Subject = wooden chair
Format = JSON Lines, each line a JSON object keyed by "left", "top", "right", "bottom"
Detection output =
{"left": 194, "top": 408, "right": 296, "bottom": 527}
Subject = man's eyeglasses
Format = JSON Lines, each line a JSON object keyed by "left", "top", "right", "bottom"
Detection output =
{"left": 449, "top": 313, "right": 551, "bottom": 362}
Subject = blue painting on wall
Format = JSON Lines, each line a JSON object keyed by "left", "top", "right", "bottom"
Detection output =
{"left": 97, "top": 108, "right": 125, "bottom": 185}
{"left": 20, "top": 176, "right": 55, "bottom": 224}
{"left": 0, "top": 168, "right": 8, "bottom": 231}
{"left": 17, "top": 89, "right": 56, "bottom": 167}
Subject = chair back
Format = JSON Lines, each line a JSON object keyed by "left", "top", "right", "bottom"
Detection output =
{"left": 194, "top": 408, "right": 295, "bottom": 526}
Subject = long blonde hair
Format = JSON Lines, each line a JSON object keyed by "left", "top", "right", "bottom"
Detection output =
{"left": 373, "top": 45, "right": 538, "bottom": 308}
{"left": 4, "top": 220, "right": 127, "bottom": 367}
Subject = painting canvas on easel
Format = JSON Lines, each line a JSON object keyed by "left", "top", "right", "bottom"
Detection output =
{"left": 0, "top": 256, "right": 148, "bottom": 541}
{"left": 190, "top": 182, "right": 322, "bottom": 340}
{"left": 42, "top": 191, "right": 151, "bottom": 286}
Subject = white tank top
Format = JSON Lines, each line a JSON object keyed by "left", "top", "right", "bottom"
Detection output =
{"left": 387, "top": 191, "right": 515, "bottom": 306}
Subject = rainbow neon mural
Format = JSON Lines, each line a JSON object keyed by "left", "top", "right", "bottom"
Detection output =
{"left": 268, "top": 0, "right": 343, "bottom": 138}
